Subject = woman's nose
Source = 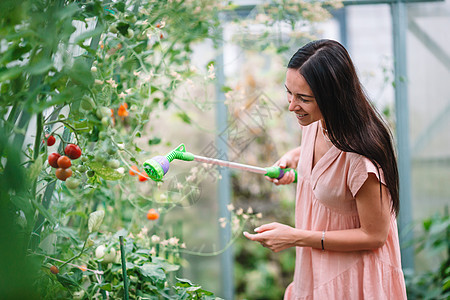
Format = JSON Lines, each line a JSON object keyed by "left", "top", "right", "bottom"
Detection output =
{"left": 288, "top": 98, "right": 299, "bottom": 112}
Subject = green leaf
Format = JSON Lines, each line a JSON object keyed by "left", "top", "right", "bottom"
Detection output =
{"left": 56, "top": 3, "right": 80, "bottom": 20}
{"left": 152, "top": 257, "right": 179, "bottom": 272}
{"left": 31, "top": 197, "right": 57, "bottom": 225}
{"left": 88, "top": 210, "right": 105, "bottom": 233}
{"left": 139, "top": 263, "right": 166, "bottom": 283}
{"left": 26, "top": 58, "right": 53, "bottom": 75}
{"left": 74, "top": 24, "right": 105, "bottom": 45}
{"left": 99, "top": 282, "right": 112, "bottom": 291}
{"left": 66, "top": 58, "right": 94, "bottom": 88}
{"left": 221, "top": 86, "right": 233, "bottom": 93}
{"left": 29, "top": 154, "right": 44, "bottom": 183}
{"left": 175, "top": 112, "right": 191, "bottom": 124}
{"left": 86, "top": 161, "right": 124, "bottom": 180}
{"left": 148, "top": 137, "right": 161, "bottom": 145}
{"left": 113, "top": 2, "right": 125, "bottom": 12}
{"left": 0, "top": 66, "right": 24, "bottom": 81}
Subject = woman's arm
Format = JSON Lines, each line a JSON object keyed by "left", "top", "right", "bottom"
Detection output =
{"left": 244, "top": 173, "right": 391, "bottom": 252}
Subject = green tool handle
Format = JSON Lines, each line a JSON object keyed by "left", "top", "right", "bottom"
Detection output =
{"left": 264, "top": 167, "right": 297, "bottom": 183}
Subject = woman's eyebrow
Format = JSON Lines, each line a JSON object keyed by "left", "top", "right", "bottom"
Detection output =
{"left": 284, "top": 84, "right": 315, "bottom": 98}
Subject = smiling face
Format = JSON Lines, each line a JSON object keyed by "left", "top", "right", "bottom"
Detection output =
{"left": 285, "top": 68, "right": 323, "bottom": 126}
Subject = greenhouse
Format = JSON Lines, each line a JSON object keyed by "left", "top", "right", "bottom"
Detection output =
{"left": 0, "top": 0, "right": 448, "bottom": 299}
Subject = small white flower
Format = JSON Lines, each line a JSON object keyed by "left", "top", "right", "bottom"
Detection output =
{"left": 168, "top": 237, "right": 179, "bottom": 246}
{"left": 180, "top": 243, "right": 186, "bottom": 249}
{"left": 243, "top": 214, "right": 249, "bottom": 220}
{"left": 236, "top": 208, "right": 243, "bottom": 216}
{"left": 227, "top": 204, "right": 234, "bottom": 211}
{"left": 116, "top": 143, "right": 125, "bottom": 150}
{"left": 133, "top": 70, "right": 141, "bottom": 77}
{"left": 118, "top": 92, "right": 126, "bottom": 99}
{"left": 91, "top": 66, "right": 97, "bottom": 72}
{"left": 160, "top": 240, "right": 169, "bottom": 246}
{"left": 218, "top": 217, "right": 226, "bottom": 223}
{"left": 106, "top": 78, "right": 118, "bottom": 88}
{"left": 220, "top": 222, "right": 227, "bottom": 228}
{"left": 149, "top": 247, "right": 156, "bottom": 255}
{"left": 95, "top": 79, "right": 104, "bottom": 85}
{"left": 256, "top": 213, "right": 263, "bottom": 219}
{"left": 141, "top": 226, "right": 148, "bottom": 235}
{"left": 117, "top": 167, "right": 125, "bottom": 174}
{"left": 151, "top": 235, "right": 160, "bottom": 243}
{"left": 247, "top": 207, "right": 253, "bottom": 214}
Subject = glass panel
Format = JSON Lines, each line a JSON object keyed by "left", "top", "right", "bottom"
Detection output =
{"left": 407, "top": 0, "right": 450, "bottom": 270}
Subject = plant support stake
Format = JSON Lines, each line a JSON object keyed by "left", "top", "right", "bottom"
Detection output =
{"left": 119, "top": 236, "right": 129, "bottom": 300}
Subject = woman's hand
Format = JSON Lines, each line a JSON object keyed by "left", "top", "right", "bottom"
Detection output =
{"left": 265, "top": 146, "right": 300, "bottom": 185}
{"left": 243, "top": 222, "right": 299, "bottom": 252}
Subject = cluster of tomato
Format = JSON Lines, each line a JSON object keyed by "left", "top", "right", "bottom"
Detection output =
{"left": 128, "top": 165, "right": 149, "bottom": 182}
{"left": 47, "top": 141, "right": 82, "bottom": 182}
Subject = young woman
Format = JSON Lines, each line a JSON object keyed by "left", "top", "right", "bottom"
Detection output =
{"left": 243, "top": 39, "right": 407, "bottom": 299}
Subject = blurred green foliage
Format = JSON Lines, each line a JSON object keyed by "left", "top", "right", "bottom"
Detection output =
{"left": 405, "top": 208, "right": 450, "bottom": 299}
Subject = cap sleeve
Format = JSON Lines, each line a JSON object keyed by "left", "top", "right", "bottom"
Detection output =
{"left": 347, "top": 155, "right": 386, "bottom": 198}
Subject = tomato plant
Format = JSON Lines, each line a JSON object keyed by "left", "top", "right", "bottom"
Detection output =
{"left": 0, "top": 0, "right": 339, "bottom": 298}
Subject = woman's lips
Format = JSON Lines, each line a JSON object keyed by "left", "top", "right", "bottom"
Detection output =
{"left": 296, "top": 113, "right": 308, "bottom": 120}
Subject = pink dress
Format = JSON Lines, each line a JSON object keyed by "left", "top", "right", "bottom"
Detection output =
{"left": 284, "top": 121, "right": 407, "bottom": 299}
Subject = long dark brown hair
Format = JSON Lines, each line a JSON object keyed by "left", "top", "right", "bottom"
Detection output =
{"left": 288, "top": 39, "right": 399, "bottom": 216}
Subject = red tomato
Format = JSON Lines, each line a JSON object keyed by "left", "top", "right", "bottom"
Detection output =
{"left": 48, "top": 153, "right": 61, "bottom": 168}
{"left": 138, "top": 172, "right": 148, "bottom": 182}
{"left": 64, "top": 144, "right": 82, "bottom": 159}
{"left": 129, "top": 165, "right": 140, "bottom": 176}
{"left": 146, "top": 208, "right": 159, "bottom": 220}
{"left": 46, "top": 135, "right": 56, "bottom": 146}
{"left": 55, "top": 168, "right": 73, "bottom": 181}
{"left": 57, "top": 156, "right": 72, "bottom": 169}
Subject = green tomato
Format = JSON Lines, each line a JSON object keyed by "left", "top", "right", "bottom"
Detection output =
{"left": 65, "top": 177, "right": 81, "bottom": 189}
{"left": 127, "top": 28, "right": 134, "bottom": 39}
{"left": 99, "top": 131, "right": 108, "bottom": 140}
{"left": 81, "top": 156, "right": 88, "bottom": 163}
{"left": 96, "top": 106, "right": 111, "bottom": 119}
{"left": 95, "top": 245, "right": 116, "bottom": 263}
{"left": 109, "top": 24, "right": 118, "bottom": 34}
{"left": 87, "top": 170, "right": 95, "bottom": 177}
{"left": 106, "top": 145, "right": 117, "bottom": 155}
{"left": 107, "top": 159, "right": 120, "bottom": 169}
{"left": 101, "top": 117, "right": 110, "bottom": 126}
